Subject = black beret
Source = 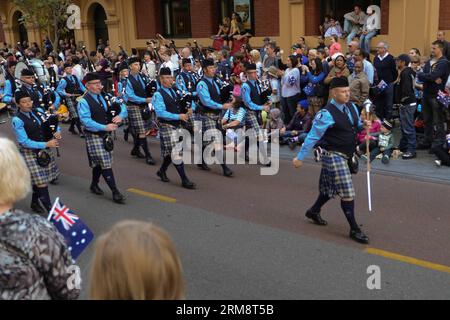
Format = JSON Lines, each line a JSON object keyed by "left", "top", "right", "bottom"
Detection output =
{"left": 182, "top": 58, "right": 192, "bottom": 66}
{"left": 246, "top": 63, "right": 257, "bottom": 71}
{"left": 63, "top": 62, "right": 73, "bottom": 69}
{"left": 15, "top": 90, "right": 31, "bottom": 103}
{"left": 83, "top": 72, "right": 101, "bottom": 83}
{"left": 128, "top": 57, "right": 141, "bottom": 65}
{"left": 329, "top": 76, "right": 349, "bottom": 90}
{"left": 118, "top": 62, "right": 129, "bottom": 72}
{"left": 202, "top": 58, "right": 215, "bottom": 69}
{"left": 159, "top": 67, "right": 172, "bottom": 76}
{"left": 21, "top": 68, "right": 35, "bottom": 77}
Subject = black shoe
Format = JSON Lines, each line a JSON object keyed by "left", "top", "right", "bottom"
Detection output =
{"left": 381, "top": 155, "right": 390, "bottom": 165}
{"left": 131, "top": 147, "right": 145, "bottom": 159}
{"left": 223, "top": 166, "right": 234, "bottom": 177}
{"left": 31, "top": 201, "right": 46, "bottom": 214}
{"left": 305, "top": 209, "right": 328, "bottom": 226}
{"left": 124, "top": 129, "right": 129, "bottom": 142}
{"left": 350, "top": 229, "right": 370, "bottom": 244}
{"left": 157, "top": 170, "right": 170, "bottom": 183}
{"left": 402, "top": 152, "right": 417, "bottom": 160}
{"left": 146, "top": 155, "right": 156, "bottom": 166}
{"left": 79, "top": 134, "right": 85, "bottom": 139}
{"left": 50, "top": 178, "right": 59, "bottom": 185}
{"left": 112, "top": 191, "right": 126, "bottom": 204}
{"left": 182, "top": 180, "right": 196, "bottom": 190}
{"left": 245, "top": 153, "right": 250, "bottom": 162}
{"left": 197, "top": 163, "right": 211, "bottom": 171}
{"left": 69, "top": 128, "right": 77, "bottom": 135}
{"left": 90, "top": 184, "right": 104, "bottom": 195}
{"left": 417, "top": 143, "right": 431, "bottom": 150}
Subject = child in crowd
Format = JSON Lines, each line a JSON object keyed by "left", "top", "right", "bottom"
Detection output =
{"left": 280, "top": 100, "right": 312, "bottom": 149}
{"left": 356, "top": 108, "right": 382, "bottom": 156}
{"left": 264, "top": 108, "right": 285, "bottom": 143}
{"left": 432, "top": 134, "right": 450, "bottom": 167}
{"left": 363, "top": 120, "right": 395, "bottom": 164}
{"left": 222, "top": 95, "right": 247, "bottom": 151}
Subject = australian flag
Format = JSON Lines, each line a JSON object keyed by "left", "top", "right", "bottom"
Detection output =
{"left": 47, "top": 198, "right": 94, "bottom": 261}
{"left": 437, "top": 90, "right": 450, "bottom": 109}
{"left": 378, "top": 80, "right": 388, "bottom": 92}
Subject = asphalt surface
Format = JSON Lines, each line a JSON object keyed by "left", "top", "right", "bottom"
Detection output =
{"left": 1, "top": 115, "right": 450, "bottom": 300}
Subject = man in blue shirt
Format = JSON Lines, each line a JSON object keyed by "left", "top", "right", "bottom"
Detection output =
{"left": 78, "top": 73, "right": 127, "bottom": 204}
{"left": 176, "top": 58, "right": 198, "bottom": 112}
{"left": 153, "top": 67, "right": 195, "bottom": 190}
{"left": 196, "top": 58, "right": 233, "bottom": 177}
{"left": 14, "top": 69, "right": 44, "bottom": 111}
{"left": 1, "top": 60, "right": 18, "bottom": 112}
{"left": 12, "top": 90, "right": 61, "bottom": 214}
{"left": 125, "top": 57, "right": 156, "bottom": 165}
{"left": 56, "top": 63, "right": 86, "bottom": 137}
{"left": 293, "top": 77, "right": 370, "bottom": 244}
{"left": 241, "top": 63, "right": 271, "bottom": 164}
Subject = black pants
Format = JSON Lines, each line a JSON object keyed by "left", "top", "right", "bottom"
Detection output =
{"left": 422, "top": 96, "right": 446, "bottom": 147}
{"left": 283, "top": 93, "right": 302, "bottom": 125}
{"left": 432, "top": 145, "right": 450, "bottom": 166}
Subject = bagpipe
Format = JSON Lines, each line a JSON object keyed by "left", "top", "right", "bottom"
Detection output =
{"left": 34, "top": 109, "right": 61, "bottom": 161}
{"left": 141, "top": 72, "right": 158, "bottom": 120}
{"left": 258, "top": 79, "right": 272, "bottom": 104}
{"left": 215, "top": 75, "right": 234, "bottom": 104}
{"left": 102, "top": 92, "right": 124, "bottom": 148}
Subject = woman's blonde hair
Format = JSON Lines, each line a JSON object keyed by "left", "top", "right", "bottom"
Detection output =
{"left": 90, "top": 221, "right": 185, "bottom": 300}
{"left": 0, "top": 137, "right": 30, "bottom": 205}
{"left": 360, "top": 108, "right": 379, "bottom": 122}
{"left": 250, "top": 49, "right": 261, "bottom": 62}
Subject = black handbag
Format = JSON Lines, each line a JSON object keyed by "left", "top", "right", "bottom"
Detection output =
{"left": 103, "top": 135, "right": 114, "bottom": 152}
{"left": 36, "top": 150, "right": 51, "bottom": 167}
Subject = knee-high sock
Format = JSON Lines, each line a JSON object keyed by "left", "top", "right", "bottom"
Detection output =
{"left": 311, "top": 193, "right": 331, "bottom": 213}
{"left": 174, "top": 163, "right": 189, "bottom": 182}
{"left": 69, "top": 118, "right": 76, "bottom": 131}
{"left": 91, "top": 166, "right": 102, "bottom": 186}
{"left": 139, "top": 137, "right": 151, "bottom": 157}
{"left": 160, "top": 155, "right": 172, "bottom": 172}
{"left": 258, "top": 141, "right": 269, "bottom": 164}
{"left": 32, "top": 185, "right": 39, "bottom": 204}
{"left": 75, "top": 118, "right": 83, "bottom": 134}
{"left": 101, "top": 169, "right": 118, "bottom": 192}
{"left": 341, "top": 200, "right": 359, "bottom": 231}
{"left": 36, "top": 186, "right": 52, "bottom": 212}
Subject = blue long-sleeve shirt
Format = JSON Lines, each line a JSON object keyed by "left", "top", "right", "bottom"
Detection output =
{"left": 197, "top": 77, "right": 223, "bottom": 110}
{"left": 306, "top": 71, "right": 326, "bottom": 84}
{"left": 296, "top": 100, "right": 363, "bottom": 161}
{"left": 2, "top": 79, "right": 15, "bottom": 104}
{"left": 78, "top": 92, "right": 128, "bottom": 132}
{"left": 12, "top": 108, "right": 61, "bottom": 150}
{"left": 242, "top": 80, "right": 263, "bottom": 111}
{"left": 153, "top": 87, "right": 183, "bottom": 121}
{"left": 117, "top": 79, "right": 129, "bottom": 104}
{"left": 363, "top": 59, "right": 375, "bottom": 85}
{"left": 56, "top": 75, "right": 86, "bottom": 97}
{"left": 126, "top": 73, "right": 147, "bottom": 104}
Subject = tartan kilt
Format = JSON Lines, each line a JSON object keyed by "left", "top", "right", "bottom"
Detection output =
{"left": 84, "top": 132, "right": 113, "bottom": 169}
{"left": 20, "top": 148, "right": 59, "bottom": 186}
{"left": 159, "top": 124, "right": 184, "bottom": 158}
{"left": 319, "top": 153, "right": 355, "bottom": 199}
{"left": 66, "top": 97, "right": 79, "bottom": 120}
{"left": 201, "top": 113, "right": 223, "bottom": 145}
{"left": 245, "top": 110, "right": 261, "bottom": 130}
{"left": 127, "top": 105, "right": 147, "bottom": 135}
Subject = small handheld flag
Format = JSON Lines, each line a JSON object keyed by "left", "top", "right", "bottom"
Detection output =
{"left": 48, "top": 198, "right": 94, "bottom": 261}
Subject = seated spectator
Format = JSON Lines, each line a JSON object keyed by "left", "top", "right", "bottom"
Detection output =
{"left": 432, "top": 134, "right": 450, "bottom": 167}
{"left": 265, "top": 108, "right": 285, "bottom": 143}
{"left": 222, "top": 95, "right": 247, "bottom": 151}
{"left": 281, "top": 100, "right": 312, "bottom": 149}
{"left": 349, "top": 60, "right": 371, "bottom": 107}
{"left": 216, "top": 17, "right": 232, "bottom": 48}
{"left": 343, "top": 5, "right": 366, "bottom": 45}
{"left": 0, "top": 137, "right": 79, "bottom": 300}
{"left": 329, "top": 35, "right": 342, "bottom": 56}
{"left": 90, "top": 220, "right": 185, "bottom": 300}
{"left": 317, "top": 36, "right": 327, "bottom": 50}
{"left": 319, "top": 15, "right": 333, "bottom": 36}
{"left": 324, "top": 18, "right": 343, "bottom": 38}
{"left": 360, "top": 6, "right": 381, "bottom": 54}
{"left": 356, "top": 108, "right": 382, "bottom": 156}
{"left": 301, "top": 57, "right": 326, "bottom": 117}
{"left": 362, "top": 119, "right": 395, "bottom": 164}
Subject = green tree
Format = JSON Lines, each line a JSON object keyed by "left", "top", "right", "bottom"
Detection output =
{"left": 13, "top": 0, "right": 71, "bottom": 52}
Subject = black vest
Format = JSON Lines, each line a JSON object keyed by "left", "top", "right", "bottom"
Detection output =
{"left": 180, "top": 72, "right": 195, "bottom": 93}
{"left": 64, "top": 76, "right": 82, "bottom": 95}
{"left": 158, "top": 88, "right": 182, "bottom": 127}
{"left": 246, "top": 81, "right": 263, "bottom": 107}
{"left": 198, "top": 78, "right": 221, "bottom": 114}
{"left": 128, "top": 74, "right": 147, "bottom": 106}
{"left": 6, "top": 73, "right": 17, "bottom": 94}
{"left": 84, "top": 94, "right": 108, "bottom": 131}
{"left": 321, "top": 102, "right": 358, "bottom": 158}
{"left": 16, "top": 111, "right": 45, "bottom": 143}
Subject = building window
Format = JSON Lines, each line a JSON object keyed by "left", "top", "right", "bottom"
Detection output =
{"left": 162, "top": 0, "right": 191, "bottom": 38}
{"left": 320, "top": 0, "right": 381, "bottom": 29}
{"left": 219, "top": 0, "right": 254, "bottom": 34}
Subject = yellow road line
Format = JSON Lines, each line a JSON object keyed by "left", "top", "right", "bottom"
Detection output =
{"left": 127, "top": 188, "right": 177, "bottom": 203}
{"left": 365, "top": 248, "right": 450, "bottom": 274}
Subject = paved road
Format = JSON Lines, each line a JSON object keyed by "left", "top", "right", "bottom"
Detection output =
{"left": 1, "top": 117, "right": 450, "bottom": 300}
